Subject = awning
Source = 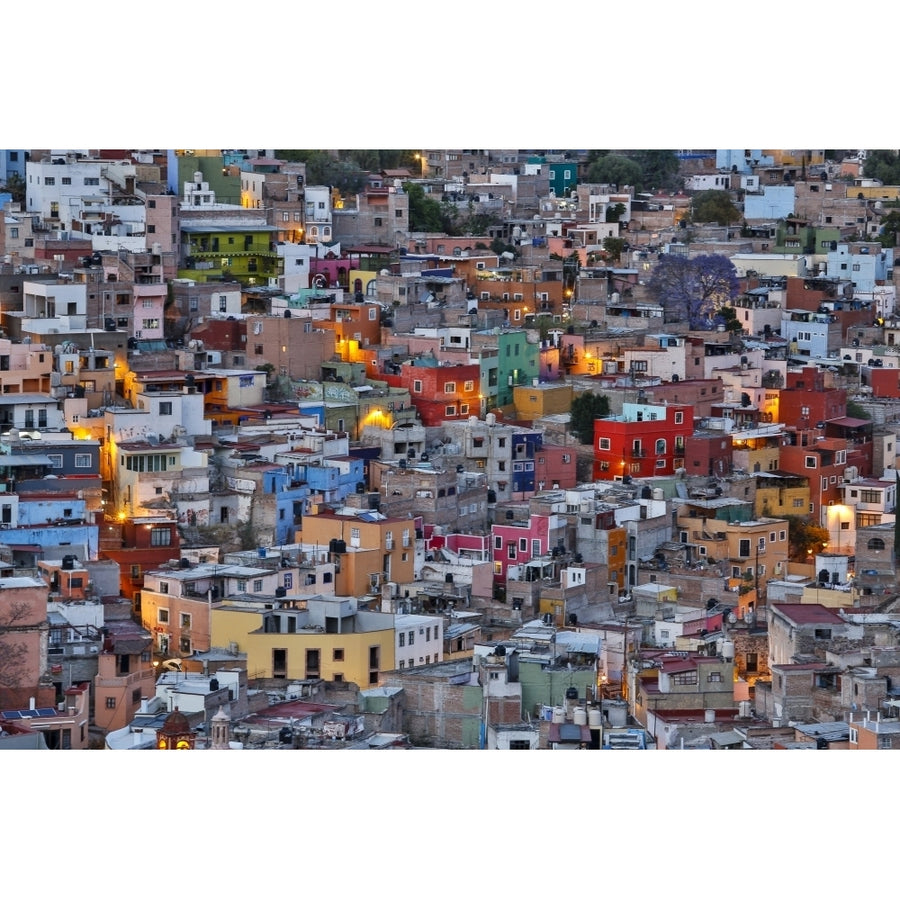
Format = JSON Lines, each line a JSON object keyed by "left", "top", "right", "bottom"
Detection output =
{"left": 0, "top": 454, "right": 55, "bottom": 466}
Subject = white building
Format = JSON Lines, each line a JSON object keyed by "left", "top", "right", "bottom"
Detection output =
{"left": 394, "top": 613, "right": 443, "bottom": 669}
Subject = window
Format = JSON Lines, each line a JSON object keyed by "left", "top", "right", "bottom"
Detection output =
{"left": 45, "top": 176, "right": 55, "bottom": 186}
{"left": 868, "top": 538, "right": 885, "bottom": 551}
{"left": 158, "top": 402, "right": 172, "bottom": 416}
{"left": 655, "top": 439, "right": 666, "bottom": 454}
{"left": 333, "top": 648, "right": 344, "bottom": 662}
{"left": 47, "top": 454, "right": 63, "bottom": 469}
{"left": 179, "top": 613, "right": 191, "bottom": 630}
{"left": 399, "top": 632, "right": 405, "bottom": 647}
{"left": 408, "top": 631, "right": 415, "bottom": 646}
{"left": 84, "top": 177, "right": 100, "bottom": 186}
{"left": 158, "top": 608, "right": 169, "bottom": 624}
{"left": 805, "top": 456, "right": 817, "bottom": 468}
{"left": 599, "top": 438, "right": 610, "bottom": 450}
{"left": 413, "top": 380, "right": 422, "bottom": 393}
{"left": 673, "top": 671, "right": 698, "bottom": 685}
{"left": 444, "top": 382, "right": 456, "bottom": 394}
{"left": 159, "top": 581, "right": 169, "bottom": 594}
{"left": 739, "top": 539, "right": 751, "bottom": 557}
{"left": 74, "top": 453, "right": 92, "bottom": 468}
{"left": 106, "top": 697, "right": 116, "bottom": 709}
{"left": 674, "top": 411, "right": 683, "bottom": 424}
{"left": 519, "top": 538, "right": 528, "bottom": 553}
{"left": 445, "top": 405, "right": 456, "bottom": 416}
{"left": 253, "top": 579, "right": 263, "bottom": 592}
{"left": 707, "top": 672, "right": 723, "bottom": 682}
{"left": 150, "top": 527, "right": 171, "bottom": 547}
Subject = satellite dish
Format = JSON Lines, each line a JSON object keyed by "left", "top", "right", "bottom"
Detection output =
{"left": 726, "top": 612, "right": 738, "bottom": 625}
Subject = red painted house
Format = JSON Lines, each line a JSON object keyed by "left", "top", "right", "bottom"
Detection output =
{"left": 778, "top": 367, "right": 846, "bottom": 429}
{"left": 593, "top": 402, "right": 694, "bottom": 481}
{"left": 491, "top": 514, "right": 552, "bottom": 585}
{"left": 779, "top": 431, "right": 850, "bottom": 525}
{"left": 389, "top": 359, "right": 482, "bottom": 427}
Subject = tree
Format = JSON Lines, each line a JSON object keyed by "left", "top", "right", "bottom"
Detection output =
{"left": 874, "top": 207, "right": 900, "bottom": 248}
{"left": 716, "top": 304, "right": 744, "bottom": 335}
{"left": 570, "top": 392, "right": 610, "bottom": 444}
{"left": 274, "top": 150, "right": 368, "bottom": 194}
{"left": 586, "top": 154, "right": 642, "bottom": 191}
{"left": 0, "top": 600, "right": 31, "bottom": 699}
{"left": 689, "top": 190, "right": 741, "bottom": 225}
{"left": 404, "top": 182, "right": 449, "bottom": 232}
{"left": 647, "top": 253, "right": 740, "bottom": 329}
{"left": 785, "top": 515, "right": 830, "bottom": 563}
{"left": 861, "top": 149, "right": 900, "bottom": 185}
{"left": 2, "top": 172, "right": 25, "bottom": 204}
{"left": 605, "top": 202, "right": 626, "bottom": 223}
{"left": 602, "top": 236, "right": 626, "bottom": 263}
{"left": 628, "top": 150, "right": 681, "bottom": 191}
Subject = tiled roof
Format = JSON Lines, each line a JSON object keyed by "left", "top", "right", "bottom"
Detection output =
{"left": 771, "top": 603, "right": 847, "bottom": 625}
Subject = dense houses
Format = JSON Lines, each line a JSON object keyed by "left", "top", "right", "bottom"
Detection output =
{"left": 3, "top": 146, "right": 900, "bottom": 751}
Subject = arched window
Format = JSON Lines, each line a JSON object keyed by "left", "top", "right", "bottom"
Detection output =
{"left": 655, "top": 439, "right": 666, "bottom": 455}
{"left": 868, "top": 538, "right": 885, "bottom": 551}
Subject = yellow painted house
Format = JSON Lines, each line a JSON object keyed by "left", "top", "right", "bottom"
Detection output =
{"left": 212, "top": 596, "right": 396, "bottom": 687}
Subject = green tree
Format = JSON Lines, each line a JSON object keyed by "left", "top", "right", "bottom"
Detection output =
{"left": 861, "top": 150, "right": 900, "bottom": 185}
{"left": 570, "top": 392, "right": 610, "bottom": 444}
{"left": 605, "top": 202, "right": 626, "bottom": 223}
{"left": 586, "top": 154, "right": 643, "bottom": 191}
{"left": 628, "top": 150, "right": 680, "bottom": 191}
{"left": 785, "top": 515, "right": 830, "bottom": 563}
{"left": 274, "top": 150, "right": 367, "bottom": 194}
{"left": 690, "top": 190, "right": 742, "bottom": 225}
{"left": 404, "top": 182, "right": 449, "bottom": 232}
{"left": 716, "top": 304, "right": 744, "bottom": 335}
{"left": 2, "top": 172, "right": 25, "bottom": 204}
{"left": 874, "top": 207, "right": 900, "bottom": 248}
{"left": 602, "top": 236, "right": 626, "bottom": 263}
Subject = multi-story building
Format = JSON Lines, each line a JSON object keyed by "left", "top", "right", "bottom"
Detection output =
{"left": 140, "top": 561, "right": 279, "bottom": 659}
{"left": 0, "top": 576, "right": 54, "bottom": 711}
{"left": 213, "top": 595, "right": 396, "bottom": 687}
{"left": 593, "top": 402, "right": 693, "bottom": 481}
{"left": 779, "top": 430, "right": 850, "bottom": 525}
{"left": 299, "top": 507, "right": 417, "bottom": 597}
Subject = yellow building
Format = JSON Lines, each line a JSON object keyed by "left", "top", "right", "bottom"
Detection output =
{"left": 512, "top": 381, "right": 574, "bottom": 422}
{"left": 212, "top": 596, "right": 396, "bottom": 687}
{"left": 725, "top": 517, "right": 790, "bottom": 585}
{"left": 754, "top": 472, "right": 810, "bottom": 520}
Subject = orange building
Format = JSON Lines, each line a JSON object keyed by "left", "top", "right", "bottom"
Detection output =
{"left": 300, "top": 508, "right": 416, "bottom": 597}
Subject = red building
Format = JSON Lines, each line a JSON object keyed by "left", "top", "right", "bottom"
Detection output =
{"left": 534, "top": 443, "right": 579, "bottom": 491}
{"left": 779, "top": 431, "right": 850, "bottom": 525}
{"left": 868, "top": 366, "right": 900, "bottom": 400}
{"left": 778, "top": 367, "right": 846, "bottom": 429}
{"left": 684, "top": 430, "right": 733, "bottom": 478}
{"left": 491, "top": 514, "right": 553, "bottom": 586}
{"left": 593, "top": 402, "right": 694, "bottom": 481}
{"left": 99, "top": 517, "right": 181, "bottom": 615}
{"left": 385, "top": 359, "right": 482, "bottom": 427}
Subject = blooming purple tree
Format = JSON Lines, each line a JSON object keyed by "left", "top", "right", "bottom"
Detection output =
{"left": 647, "top": 253, "right": 740, "bottom": 328}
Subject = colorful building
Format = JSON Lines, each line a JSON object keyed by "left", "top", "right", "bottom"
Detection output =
{"left": 593, "top": 402, "right": 693, "bottom": 480}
